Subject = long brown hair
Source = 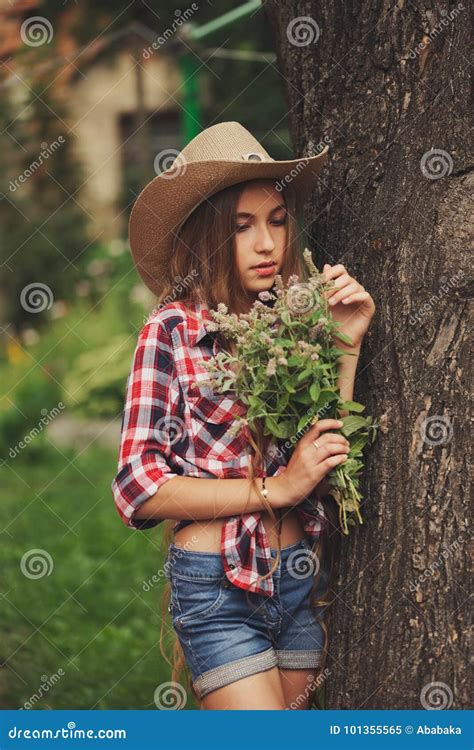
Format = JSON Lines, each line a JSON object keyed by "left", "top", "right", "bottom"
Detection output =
{"left": 155, "top": 178, "right": 338, "bottom": 709}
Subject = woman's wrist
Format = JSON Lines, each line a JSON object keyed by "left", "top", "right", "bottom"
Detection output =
{"left": 266, "top": 474, "right": 300, "bottom": 509}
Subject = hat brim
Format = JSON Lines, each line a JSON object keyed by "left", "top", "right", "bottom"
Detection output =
{"left": 129, "top": 146, "right": 329, "bottom": 297}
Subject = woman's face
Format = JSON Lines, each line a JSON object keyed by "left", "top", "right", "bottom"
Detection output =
{"left": 234, "top": 180, "right": 288, "bottom": 304}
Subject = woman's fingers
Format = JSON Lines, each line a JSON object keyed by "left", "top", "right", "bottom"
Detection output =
{"left": 303, "top": 418, "right": 350, "bottom": 451}
{"left": 342, "top": 291, "right": 371, "bottom": 305}
{"left": 328, "top": 281, "right": 360, "bottom": 306}
{"left": 313, "top": 441, "right": 350, "bottom": 458}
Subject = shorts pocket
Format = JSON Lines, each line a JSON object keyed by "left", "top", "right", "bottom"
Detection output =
{"left": 171, "top": 574, "right": 226, "bottom": 627}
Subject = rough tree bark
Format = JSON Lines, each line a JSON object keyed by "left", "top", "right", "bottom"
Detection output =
{"left": 265, "top": 0, "right": 471, "bottom": 709}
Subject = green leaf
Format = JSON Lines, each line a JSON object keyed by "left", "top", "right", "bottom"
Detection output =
{"left": 297, "top": 414, "right": 313, "bottom": 432}
{"left": 277, "top": 391, "right": 290, "bottom": 411}
{"left": 338, "top": 400, "right": 365, "bottom": 413}
{"left": 309, "top": 381, "right": 321, "bottom": 402}
{"left": 341, "top": 416, "right": 369, "bottom": 436}
{"left": 333, "top": 346, "right": 358, "bottom": 357}
{"left": 293, "top": 391, "right": 313, "bottom": 405}
{"left": 334, "top": 331, "right": 354, "bottom": 345}
{"left": 350, "top": 435, "right": 368, "bottom": 453}
{"left": 315, "top": 390, "right": 338, "bottom": 409}
{"left": 283, "top": 379, "right": 297, "bottom": 393}
{"left": 296, "top": 367, "right": 312, "bottom": 383}
{"left": 264, "top": 414, "right": 287, "bottom": 438}
{"left": 278, "top": 419, "right": 296, "bottom": 439}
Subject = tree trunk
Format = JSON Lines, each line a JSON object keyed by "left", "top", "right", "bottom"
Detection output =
{"left": 265, "top": 0, "right": 471, "bottom": 709}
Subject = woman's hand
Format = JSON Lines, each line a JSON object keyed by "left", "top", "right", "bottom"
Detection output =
{"left": 274, "top": 419, "right": 350, "bottom": 506}
{"left": 323, "top": 263, "right": 376, "bottom": 347}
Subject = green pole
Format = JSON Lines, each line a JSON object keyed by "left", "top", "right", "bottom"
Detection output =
{"left": 188, "top": 0, "right": 262, "bottom": 41}
{"left": 179, "top": 54, "right": 202, "bottom": 145}
{"left": 178, "top": 0, "right": 262, "bottom": 144}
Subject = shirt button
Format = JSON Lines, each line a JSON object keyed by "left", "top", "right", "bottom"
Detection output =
{"left": 228, "top": 563, "right": 236, "bottom": 569}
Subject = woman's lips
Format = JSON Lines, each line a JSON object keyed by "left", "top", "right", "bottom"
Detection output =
{"left": 252, "top": 265, "right": 276, "bottom": 276}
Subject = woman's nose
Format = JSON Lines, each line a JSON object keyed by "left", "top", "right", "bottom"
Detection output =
{"left": 255, "top": 223, "right": 276, "bottom": 251}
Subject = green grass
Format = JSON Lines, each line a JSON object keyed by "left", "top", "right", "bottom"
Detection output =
{"left": 0, "top": 442, "right": 194, "bottom": 709}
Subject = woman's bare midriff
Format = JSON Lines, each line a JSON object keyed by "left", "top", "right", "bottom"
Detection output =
{"left": 173, "top": 507, "right": 306, "bottom": 552}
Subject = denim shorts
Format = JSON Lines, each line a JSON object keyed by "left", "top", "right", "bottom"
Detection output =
{"left": 164, "top": 537, "right": 329, "bottom": 700}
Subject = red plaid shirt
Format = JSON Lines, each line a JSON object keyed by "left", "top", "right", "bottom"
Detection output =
{"left": 111, "top": 300, "right": 327, "bottom": 596}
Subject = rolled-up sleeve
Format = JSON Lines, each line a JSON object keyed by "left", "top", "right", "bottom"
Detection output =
{"left": 111, "top": 320, "right": 181, "bottom": 529}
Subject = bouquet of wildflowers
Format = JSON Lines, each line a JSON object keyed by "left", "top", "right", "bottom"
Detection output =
{"left": 201, "top": 249, "right": 380, "bottom": 534}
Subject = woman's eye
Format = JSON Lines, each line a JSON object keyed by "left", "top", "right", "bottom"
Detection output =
{"left": 235, "top": 217, "right": 286, "bottom": 232}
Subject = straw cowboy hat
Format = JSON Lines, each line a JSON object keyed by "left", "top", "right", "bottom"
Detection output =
{"left": 128, "top": 121, "right": 329, "bottom": 297}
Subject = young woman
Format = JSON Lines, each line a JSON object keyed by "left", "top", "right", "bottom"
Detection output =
{"left": 112, "top": 122, "right": 375, "bottom": 710}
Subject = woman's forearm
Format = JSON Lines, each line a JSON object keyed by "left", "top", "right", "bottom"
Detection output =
{"left": 132, "top": 474, "right": 288, "bottom": 523}
{"left": 335, "top": 340, "right": 361, "bottom": 417}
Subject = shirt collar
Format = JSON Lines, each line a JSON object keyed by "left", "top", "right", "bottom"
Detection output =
{"left": 186, "top": 299, "right": 216, "bottom": 347}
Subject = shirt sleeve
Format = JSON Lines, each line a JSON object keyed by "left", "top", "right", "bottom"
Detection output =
{"left": 111, "top": 319, "right": 181, "bottom": 529}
